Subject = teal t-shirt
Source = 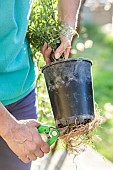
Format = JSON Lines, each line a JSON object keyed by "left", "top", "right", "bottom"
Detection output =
{"left": 0, "top": 0, "right": 37, "bottom": 105}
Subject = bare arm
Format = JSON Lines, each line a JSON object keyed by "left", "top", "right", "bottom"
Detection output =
{"left": 0, "top": 102, "right": 50, "bottom": 163}
{"left": 42, "top": 0, "right": 82, "bottom": 63}
{"left": 0, "top": 102, "right": 18, "bottom": 136}
{"left": 55, "top": 0, "right": 81, "bottom": 59}
{"left": 58, "top": 0, "right": 81, "bottom": 29}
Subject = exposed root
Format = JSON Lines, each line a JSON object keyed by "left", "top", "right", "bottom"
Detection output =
{"left": 59, "top": 114, "right": 102, "bottom": 156}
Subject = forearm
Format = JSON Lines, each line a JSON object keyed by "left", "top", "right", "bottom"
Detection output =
{"left": 58, "top": 0, "right": 82, "bottom": 29}
{"left": 0, "top": 102, "right": 17, "bottom": 137}
{"left": 0, "top": 102, "right": 50, "bottom": 163}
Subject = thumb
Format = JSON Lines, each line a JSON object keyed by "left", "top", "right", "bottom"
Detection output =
{"left": 28, "top": 119, "right": 41, "bottom": 127}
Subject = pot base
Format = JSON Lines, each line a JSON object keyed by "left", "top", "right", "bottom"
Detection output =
{"left": 56, "top": 115, "right": 94, "bottom": 134}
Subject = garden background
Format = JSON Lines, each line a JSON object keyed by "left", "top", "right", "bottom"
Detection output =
{"left": 29, "top": 0, "right": 113, "bottom": 168}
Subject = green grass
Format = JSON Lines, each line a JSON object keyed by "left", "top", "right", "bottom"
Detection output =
{"left": 72, "top": 24, "right": 113, "bottom": 161}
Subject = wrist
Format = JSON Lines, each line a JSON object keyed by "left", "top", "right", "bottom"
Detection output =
{"left": 0, "top": 102, "right": 18, "bottom": 138}
{"left": 1, "top": 118, "right": 18, "bottom": 140}
{"left": 60, "top": 24, "right": 78, "bottom": 41}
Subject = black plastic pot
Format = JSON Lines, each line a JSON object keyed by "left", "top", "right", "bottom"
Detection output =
{"left": 42, "top": 58, "right": 95, "bottom": 129}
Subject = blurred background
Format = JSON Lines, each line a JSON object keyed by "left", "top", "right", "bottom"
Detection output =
{"left": 35, "top": 0, "right": 113, "bottom": 169}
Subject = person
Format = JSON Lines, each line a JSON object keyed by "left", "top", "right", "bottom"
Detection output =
{"left": 0, "top": 0, "right": 81, "bottom": 170}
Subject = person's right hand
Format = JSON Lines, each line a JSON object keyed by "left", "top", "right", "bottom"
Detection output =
{"left": 2, "top": 119, "right": 50, "bottom": 163}
{"left": 41, "top": 42, "right": 52, "bottom": 64}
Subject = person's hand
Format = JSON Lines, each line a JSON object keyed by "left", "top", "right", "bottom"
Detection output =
{"left": 41, "top": 38, "right": 71, "bottom": 65}
{"left": 41, "top": 38, "right": 72, "bottom": 65}
{"left": 41, "top": 28, "right": 75, "bottom": 64}
{"left": 54, "top": 36, "right": 71, "bottom": 60}
{"left": 41, "top": 43, "right": 52, "bottom": 64}
{"left": 55, "top": 25, "right": 77, "bottom": 60}
{"left": 2, "top": 119, "right": 50, "bottom": 163}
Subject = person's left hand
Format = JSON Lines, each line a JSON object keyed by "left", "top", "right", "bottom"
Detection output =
{"left": 54, "top": 36, "right": 72, "bottom": 60}
{"left": 41, "top": 31, "right": 74, "bottom": 64}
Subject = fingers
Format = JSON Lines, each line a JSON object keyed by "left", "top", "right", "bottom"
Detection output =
{"left": 20, "top": 119, "right": 41, "bottom": 128}
{"left": 41, "top": 142, "right": 50, "bottom": 154}
{"left": 29, "top": 128, "right": 50, "bottom": 155}
{"left": 41, "top": 42, "right": 52, "bottom": 64}
{"left": 55, "top": 40, "right": 71, "bottom": 59}
{"left": 27, "top": 142, "right": 49, "bottom": 161}
{"left": 18, "top": 155, "right": 30, "bottom": 164}
{"left": 34, "top": 133, "right": 50, "bottom": 157}
{"left": 41, "top": 42, "right": 48, "bottom": 54}
{"left": 34, "top": 134, "right": 50, "bottom": 154}
{"left": 18, "top": 140, "right": 49, "bottom": 163}
{"left": 19, "top": 148, "right": 45, "bottom": 163}
{"left": 41, "top": 39, "right": 71, "bottom": 63}
{"left": 64, "top": 48, "right": 71, "bottom": 59}
{"left": 44, "top": 47, "right": 52, "bottom": 64}
{"left": 18, "top": 154, "right": 37, "bottom": 163}
{"left": 34, "top": 149, "right": 44, "bottom": 158}
{"left": 26, "top": 154, "right": 37, "bottom": 161}
{"left": 29, "top": 119, "right": 41, "bottom": 127}
{"left": 26, "top": 141, "right": 49, "bottom": 160}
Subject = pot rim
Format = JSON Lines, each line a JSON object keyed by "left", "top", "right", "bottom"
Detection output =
{"left": 42, "top": 58, "right": 92, "bottom": 72}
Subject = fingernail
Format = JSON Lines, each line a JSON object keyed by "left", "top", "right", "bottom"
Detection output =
{"left": 55, "top": 53, "right": 60, "bottom": 59}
